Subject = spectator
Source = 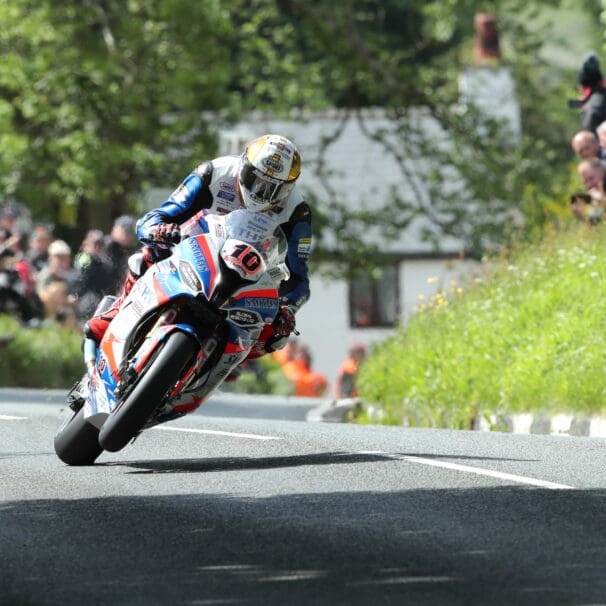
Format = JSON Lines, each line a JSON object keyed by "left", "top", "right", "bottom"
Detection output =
{"left": 572, "top": 158, "right": 606, "bottom": 223}
{"left": 577, "top": 52, "right": 606, "bottom": 134}
{"left": 279, "top": 344, "right": 327, "bottom": 397}
{"left": 596, "top": 120, "right": 606, "bottom": 153}
{"left": 292, "top": 347, "right": 328, "bottom": 397}
{"left": 26, "top": 225, "right": 53, "bottom": 273}
{"left": 0, "top": 229, "right": 42, "bottom": 321}
{"left": 571, "top": 130, "right": 604, "bottom": 160}
{"left": 73, "top": 229, "right": 114, "bottom": 321}
{"left": 38, "top": 280, "right": 79, "bottom": 329}
{"left": 0, "top": 204, "right": 18, "bottom": 237}
{"left": 333, "top": 343, "right": 367, "bottom": 399}
{"left": 271, "top": 337, "right": 300, "bottom": 366}
{"left": 36, "top": 239, "right": 77, "bottom": 295}
{"left": 105, "top": 215, "right": 138, "bottom": 294}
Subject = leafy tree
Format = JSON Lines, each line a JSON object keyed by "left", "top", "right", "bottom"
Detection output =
{"left": 0, "top": 0, "right": 588, "bottom": 263}
{"left": 0, "top": 0, "right": 230, "bottom": 235}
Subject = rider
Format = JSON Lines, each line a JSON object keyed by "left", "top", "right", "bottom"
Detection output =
{"left": 84, "top": 133, "right": 312, "bottom": 365}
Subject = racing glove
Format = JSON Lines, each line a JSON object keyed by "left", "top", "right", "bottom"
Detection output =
{"left": 144, "top": 223, "right": 181, "bottom": 247}
{"left": 272, "top": 304, "right": 297, "bottom": 337}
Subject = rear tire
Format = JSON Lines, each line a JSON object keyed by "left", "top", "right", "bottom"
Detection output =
{"left": 98, "top": 331, "right": 197, "bottom": 453}
{"left": 54, "top": 407, "right": 103, "bottom": 466}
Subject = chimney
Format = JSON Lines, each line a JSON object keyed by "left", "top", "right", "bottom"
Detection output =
{"left": 473, "top": 13, "right": 501, "bottom": 65}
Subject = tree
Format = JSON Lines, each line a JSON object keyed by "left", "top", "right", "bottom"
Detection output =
{"left": 0, "top": 0, "right": 230, "bottom": 235}
{"left": 0, "top": 0, "right": 584, "bottom": 263}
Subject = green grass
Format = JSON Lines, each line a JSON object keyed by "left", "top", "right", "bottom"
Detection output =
{"left": 357, "top": 224, "right": 606, "bottom": 428}
{"left": 0, "top": 315, "right": 82, "bottom": 388}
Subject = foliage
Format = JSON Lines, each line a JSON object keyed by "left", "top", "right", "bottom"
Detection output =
{"left": 0, "top": 314, "right": 297, "bottom": 394}
{"left": 0, "top": 0, "right": 594, "bottom": 261}
{"left": 219, "top": 356, "right": 296, "bottom": 396}
{"left": 356, "top": 223, "right": 606, "bottom": 427}
{"left": 0, "top": 315, "right": 82, "bottom": 387}
{"left": 0, "top": 0, "right": 230, "bottom": 233}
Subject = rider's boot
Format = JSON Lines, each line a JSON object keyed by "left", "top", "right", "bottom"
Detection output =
{"left": 83, "top": 270, "right": 137, "bottom": 345}
{"left": 83, "top": 247, "right": 157, "bottom": 346}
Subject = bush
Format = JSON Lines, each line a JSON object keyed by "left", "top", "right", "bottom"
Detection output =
{"left": 0, "top": 314, "right": 295, "bottom": 394}
{"left": 0, "top": 315, "right": 82, "bottom": 388}
{"left": 357, "top": 224, "right": 606, "bottom": 428}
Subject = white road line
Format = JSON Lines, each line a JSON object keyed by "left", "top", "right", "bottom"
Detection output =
{"left": 358, "top": 451, "right": 574, "bottom": 490}
{"left": 152, "top": 426, "right": 283, "bottom": 441}
{"left": 0, "top": 414, "right": 27, "bottom": 420}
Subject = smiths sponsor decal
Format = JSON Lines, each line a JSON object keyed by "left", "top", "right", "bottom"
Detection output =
{"left": 188, "top": 238, "right": 209, "bottom": 272}
{"left": 228, "top": 309, "right": 260, "bottom": 326}
{"left": 244, "top": 297, "right": 276, "bottom": 310}
{"left": 262, "top": 154, "right": 284, "bottom": 173}
{"left": 179, "top": 260, "right": 202, "bottom": 292}
{"left": 297, "top": 237, "right": 312, "bottom": 258}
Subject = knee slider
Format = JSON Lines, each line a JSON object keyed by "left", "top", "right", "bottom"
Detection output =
{"left": 127, "top": 252, "right": 147, "bottom": 278}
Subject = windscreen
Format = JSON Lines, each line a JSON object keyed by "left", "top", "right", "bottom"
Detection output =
{"left": 223, "top": 209, "right": 287, "bottom": 268}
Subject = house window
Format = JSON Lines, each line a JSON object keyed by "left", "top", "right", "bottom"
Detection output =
{"left": 349, "top": 265, "right": 399, "bottom": 327}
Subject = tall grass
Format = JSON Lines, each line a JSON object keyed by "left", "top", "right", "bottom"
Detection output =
{"left": 357, "top": 224, "right": 606, "bottom": 427}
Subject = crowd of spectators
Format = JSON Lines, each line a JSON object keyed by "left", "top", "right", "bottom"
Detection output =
{"left": 269, "top": 338, "right": 328, "bottom": 397}
{"left": 569, "top": 52, "right": 606, "bottom": 224}
{"left": 0, "top": 199, "right": 365, "bottom": 398}
{"left": 0, "top": 204, "right": 137, "bottom": 328}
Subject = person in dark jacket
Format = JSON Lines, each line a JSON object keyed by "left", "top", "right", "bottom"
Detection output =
{"left": 72, "top": 229, "right": 114, "bottom": 321}
{"left": 104, "top": 215, "right": 138, "bottom": 295}
{"left": 577, "top": 52, "right": 606, "bottom": 134}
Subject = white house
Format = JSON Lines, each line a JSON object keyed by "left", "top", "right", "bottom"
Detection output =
{"left": 145, "top": 64, "right": 520, "bottom": 388}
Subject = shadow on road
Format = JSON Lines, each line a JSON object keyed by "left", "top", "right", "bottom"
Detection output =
{"left": 101, "top": 451, "right": 538, "bottom": 474}
{"left": 2, "top": 486, "right": 606, "bottom": 605}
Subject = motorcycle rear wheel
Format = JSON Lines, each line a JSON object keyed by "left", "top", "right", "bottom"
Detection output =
{"left": 98, "top": 331, "right": 197, "bottom": 453}
{"left": 54, "top": 407, "right": 103, "bottom": 466}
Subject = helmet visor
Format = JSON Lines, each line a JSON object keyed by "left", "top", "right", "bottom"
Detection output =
{"left": 240, "top": 162, "right": 294, "bottom": 206}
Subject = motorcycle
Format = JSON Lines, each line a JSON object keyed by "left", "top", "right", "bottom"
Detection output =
{"left": 54, "top": 208, "right": 290, "bottom": 465}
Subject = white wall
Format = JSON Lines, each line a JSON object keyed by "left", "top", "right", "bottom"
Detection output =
{"left": 296, "top": 256, "right": 479, "bottom": 389}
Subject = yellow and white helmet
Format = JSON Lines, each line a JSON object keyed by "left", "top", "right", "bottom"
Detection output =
{"left": 238, "top": 134, "right": 301, "bottom": 212}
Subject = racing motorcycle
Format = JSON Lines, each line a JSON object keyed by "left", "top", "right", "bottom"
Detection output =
{"left": 54, "top": 208, "right": 290, "bottom": 465}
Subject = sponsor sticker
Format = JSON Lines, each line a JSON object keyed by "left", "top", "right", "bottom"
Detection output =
{"left": 179, "top": 260, "right": 202, "bottom": 292}
{"left": 219, "top": 180, "right": 236, "bottom": 193}
{"left": 217, "top": 190, "right": 236, "bottom": 202}
{"left": 244, "top": 297, "right": 276, "bottom": 310}
{"left": 188, "top": 238, "right": 209, "bottom": 273}
{"left": 297, "top": 237, "right": 312, "bottom": 257}
{"left": 262, "top": 154, "right": 284, "bottom": 173}
{"left": 229, "top": 309, "right": 260, "bottom": 326}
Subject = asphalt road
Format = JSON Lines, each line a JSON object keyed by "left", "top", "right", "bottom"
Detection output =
{"left": 2, "top": 398, "right": 606, "bottom": 605}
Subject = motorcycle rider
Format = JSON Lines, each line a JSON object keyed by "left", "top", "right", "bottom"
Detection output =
{"left": 84, "top": 134, "right": 312, "bottom": 370}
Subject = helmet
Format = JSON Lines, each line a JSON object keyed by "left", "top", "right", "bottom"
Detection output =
{"left": 238, "top": 134, "right": 301, "bottom": 212}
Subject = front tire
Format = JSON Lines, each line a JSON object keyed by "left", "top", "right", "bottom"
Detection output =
{"left": 54, "top": 407, "right": 103, "bottom": 466}
{"left": 98, "top": 331, "right": 197, "bottom": 453}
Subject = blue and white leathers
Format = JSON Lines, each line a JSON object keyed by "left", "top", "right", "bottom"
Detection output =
{"left": 137, "top": 155, "right": 312, "bottom": 311}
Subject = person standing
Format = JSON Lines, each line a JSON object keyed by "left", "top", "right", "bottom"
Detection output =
{"left": 104, "top": 215, "right": 138, "bottom": 295}
{"left": 577, "top": 52, "right": 606, "bottom": 134}
{"left": 333, "top": 343, "right": 367, "bottom": 399}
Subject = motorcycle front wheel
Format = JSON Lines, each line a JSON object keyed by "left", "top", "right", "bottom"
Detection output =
{"left": 54, "top": 406, "right": 103, "bottom": 466}
{"left": 98, "top": 331, "right": 198, "bottom": 453}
